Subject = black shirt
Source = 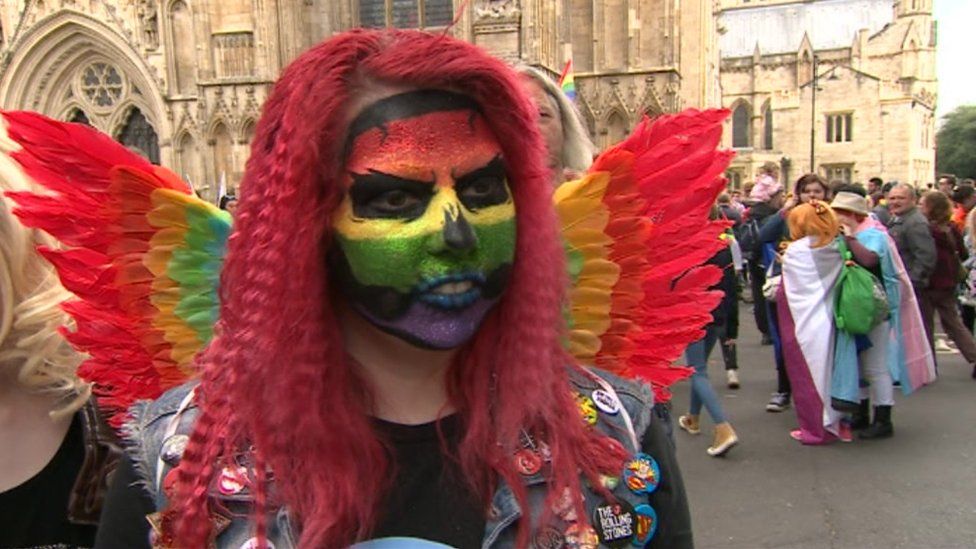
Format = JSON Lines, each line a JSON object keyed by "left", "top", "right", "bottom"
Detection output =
{"left": 96, "top": 414, "right": 691, "bottom": 548}
{"left": 0, "top": 414, "right": 97, "bottom": 549}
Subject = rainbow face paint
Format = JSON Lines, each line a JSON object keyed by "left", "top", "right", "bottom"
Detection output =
{"left": 332, "top": 90, "right": 516, "bottom": 349}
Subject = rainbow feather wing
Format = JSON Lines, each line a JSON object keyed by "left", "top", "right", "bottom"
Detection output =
{"left": 557, "top": 109, "right": 733, "bottom": 403}
{"left": 2, "top": 110, "right": 229, "bottom": 427}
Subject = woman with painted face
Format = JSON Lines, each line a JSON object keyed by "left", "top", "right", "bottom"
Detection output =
{"left": 92, "top": 30, "right": 692, "bottom": 549}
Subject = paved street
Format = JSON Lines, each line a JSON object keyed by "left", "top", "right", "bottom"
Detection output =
{"left": 671, "top": 308, "right": 976, "bottom": 549}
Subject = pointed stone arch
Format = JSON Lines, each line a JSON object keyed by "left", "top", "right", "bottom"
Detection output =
{"left": 209, "top": 120, "right": 235, "bottom": 194}
{"left": 730, "top": 99, "right": 752, "bottom": 149}
{"left": 165, "top": 0, "right": 198, "bottom": 96}
{"left": 0, "top": 12, "right": 170, "bottom": 161}
{"left": 761, "top": 99, "right": 773, "bottom": 151}
{"left": 174, "top": 129, "right": 206, "bottom": 196}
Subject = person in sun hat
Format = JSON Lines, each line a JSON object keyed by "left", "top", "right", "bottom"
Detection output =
{"left": 830, "top": 188, "right": 936, "bottom": 440}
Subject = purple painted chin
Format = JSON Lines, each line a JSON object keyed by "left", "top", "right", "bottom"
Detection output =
{"left": 354, "top": 297, "right": 498, "bottom": 349}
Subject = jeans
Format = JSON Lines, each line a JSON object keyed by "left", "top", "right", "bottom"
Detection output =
{"left": 684, "top": 325, "right": 729, "bottom": 424}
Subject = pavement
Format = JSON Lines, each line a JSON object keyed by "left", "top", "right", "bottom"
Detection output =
{"left": 671, "top": 311, "right": 976, "bottom": 549}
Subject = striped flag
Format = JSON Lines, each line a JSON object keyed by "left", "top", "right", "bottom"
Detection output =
{"left": 558, "top": 59, "right": 576, "bottom": 101}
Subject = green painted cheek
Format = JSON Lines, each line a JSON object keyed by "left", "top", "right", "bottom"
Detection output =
{"left": 337, "top": 218, "right": 517, "bottom": 292}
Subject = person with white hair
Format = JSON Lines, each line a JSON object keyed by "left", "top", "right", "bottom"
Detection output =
{"left": 517, "top": 65, "right": 595, "bottom": 185}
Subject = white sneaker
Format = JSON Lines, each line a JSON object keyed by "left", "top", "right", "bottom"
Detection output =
{"left": 934, "top": 337, "right": 958, "bottom": 354}
{"left": 726, "top": 369, "right": 740, "bottom": 389}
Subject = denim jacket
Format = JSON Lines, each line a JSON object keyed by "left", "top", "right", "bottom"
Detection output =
{"left": 125, "top": 368, "right": 666, "bottom": 548}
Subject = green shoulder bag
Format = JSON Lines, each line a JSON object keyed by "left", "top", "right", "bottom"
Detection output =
{"left": 834, "top": 238, "right": 890, "bottom": 335}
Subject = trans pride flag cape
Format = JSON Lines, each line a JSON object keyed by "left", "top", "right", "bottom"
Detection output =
{"left": 777, "top": 236, "right": 846, "bottom": 444}
{"left": 852, "top": 219, "right": 936, "bottom": 392}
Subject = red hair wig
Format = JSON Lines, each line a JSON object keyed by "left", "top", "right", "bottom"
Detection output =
{"left": 172, "top": 29, "right": 627, "bottom": 547}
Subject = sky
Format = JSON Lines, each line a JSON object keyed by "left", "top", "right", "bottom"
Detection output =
{"left": 934, "top": 0, "right": 976, "bottom": 121}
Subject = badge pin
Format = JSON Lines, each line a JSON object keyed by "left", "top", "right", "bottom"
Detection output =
{"left": 564, "top": 522, "right": 600, "bottom": 549}
{"left": 160, "top": 434, "right": 189, "bottom": 465}
{"left": 514, "top": 448, "right": 543, "bottom": 476}
{"left": 532, "top": 526, "right": 565, "bottom": 549}
{"left": 592, "top": 500, "right": 636, "bottom": 548}
{"left": 575, "top": 393, "right": 598, "bottom": 426}
{"left": 622, "top": 453, "right": 661, "bottom": 495}
{"left": 217, "top": 465, "right": 250, "bottom": 495}
{"left": 632, "top": 504, "right": 658, "bottom": 546}
{"left": 592, "top": 389, "right": 621, "bottom": 415}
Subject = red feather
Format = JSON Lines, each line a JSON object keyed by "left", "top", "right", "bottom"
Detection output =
{"left": 586, "top": 109, "right": 733, "bottom": 402}
{"left": 3, "top": 110, "right": 195, "bottom": 428}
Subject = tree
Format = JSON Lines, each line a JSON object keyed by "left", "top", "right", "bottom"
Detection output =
{"left": 937, "top": 105, "right": 976, "bottom": 179}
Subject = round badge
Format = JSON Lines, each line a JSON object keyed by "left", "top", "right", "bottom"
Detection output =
{"left": 575, "top": 393, "right": 598, "bottom": 426}
{"left": 632, "top": 504, "right": 658, "bottom": 546}
{"left": 592, "top": 500, "right": 636, "bottom": 548}
{"left": 160, "top": 434, "right": 189, "bottom": 465}
{"left": 514, "top": 448, "right": 543, "bottom": 476}
{"left": 622, "top": 453, "right": 661, "bottom": 495}
{"left": 533, "top": 526, "right": 565, "bottom": 549}
{"left": 239, "top": 538, "right": 275, "bottom": 549}
{"left": 218, "top": 465, "right": 249, "bottom": 495}
{"left": 592, "top": 389, "right": 621, "bottom": 415}
{"left": 564, "top": 522, "right": 600, "bottom": 549}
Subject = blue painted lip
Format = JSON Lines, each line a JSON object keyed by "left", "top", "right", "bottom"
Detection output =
{"left": 415, "top": 272, "right": 485, "bottom": 310}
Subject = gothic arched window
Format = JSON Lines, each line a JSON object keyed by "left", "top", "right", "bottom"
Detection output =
{"left": 117, "top": 107, "right": 160, "bottom": 164}
{"left": 211, "top": 122, "right": 234, "bottom": 189}
{"left": 732, "top": 102, "right": 751, "bottom": 148}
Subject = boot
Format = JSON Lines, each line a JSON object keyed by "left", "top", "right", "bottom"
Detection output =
{"left": 849, "top": 399, "right": 871, "bottom": 430}
{"left": 858, "top": 405, "right": 893, "bottom": 439}
{"left": 707, "top": 422, "right": 739, "bottom": 457}
{"left": 678, "top": 414, "right": 700, "bottom": 435}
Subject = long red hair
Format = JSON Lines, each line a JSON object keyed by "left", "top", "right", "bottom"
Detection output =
{"left": 172, "top": 29, "right": 627, "bottom": 547}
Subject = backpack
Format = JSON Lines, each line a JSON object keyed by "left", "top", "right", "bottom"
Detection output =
{"left": 737, "top": 218, "right": 761, "bottom": 262}
{"left": 833, "top": 239, "right": 890, "bottom": 335}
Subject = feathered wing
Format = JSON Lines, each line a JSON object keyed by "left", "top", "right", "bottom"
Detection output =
{"left": 1, "top": 110, "right": 230, "bottom": 428}
{"left": 556, "top": 109, "right": 733, "bottom": 403}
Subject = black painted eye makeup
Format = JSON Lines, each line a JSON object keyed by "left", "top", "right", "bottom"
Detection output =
{"left": 348, "top": 170, "right": 435, "bottom": 220}
{"left": 454, "top": 156, "right": 510, "bottom": 211}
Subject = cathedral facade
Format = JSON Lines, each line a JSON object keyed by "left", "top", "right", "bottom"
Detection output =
{"left": 0, "top": 0, "right": 721, "bottom": 201}
{"left": 718, "top": 0, "right": 938, "bottom": 188}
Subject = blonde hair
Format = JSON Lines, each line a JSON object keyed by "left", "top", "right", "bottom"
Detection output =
{"left": 516, "top": 65, "right": 595, "bottom": 172}
{"left": 0, "top": 119, "right": 89, "bottom": 418}
{"left": 788, "top": 200, "right": 840, "bottom": 248}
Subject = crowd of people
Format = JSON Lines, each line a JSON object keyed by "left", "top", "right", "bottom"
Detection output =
{"left": 700, "top": 167, "right": 976, "bottom": 449}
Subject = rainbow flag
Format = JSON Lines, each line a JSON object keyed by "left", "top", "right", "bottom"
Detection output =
{"left": 558, "top": 59, "right": 576, "bottom": 101}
